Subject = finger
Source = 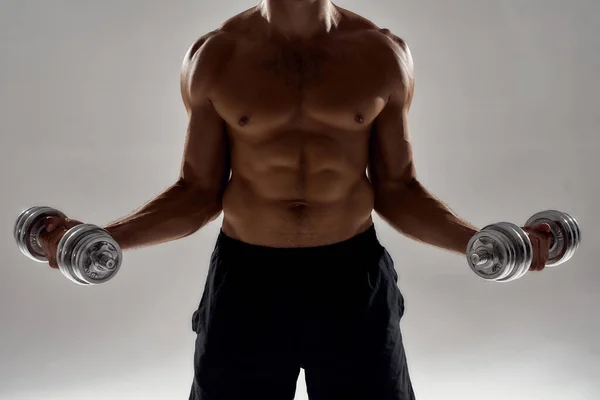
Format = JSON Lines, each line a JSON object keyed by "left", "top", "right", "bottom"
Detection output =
{"left": 525, "top": 224, "right": 551, "bottom": 238}
{"left": 43, "top": 216, "right": 63, "bottom": 233}
{"left": 530, "top": 236, "right": 541, "bottom": 271}
{"left": 536, "top": 233, "right": 551, "bottom": 270}
{"left": 40, "top": 225, "right": 65, "bottom": 242}
{"left": 40, "top": 229, "right": 67, "bottom": 268}
{"left": 48, "top": 258, "right": 59, "bottom": 269}
{"left": 541, "top": 251, "right": 549, "bottom": 268}
{"left": 537, "top": 223, "right": 551, "bottom": 233}
{"left": 533, "top": 224, "right": 553, "bottom": 246}
{"left": 38, "top": 228, "right": 55, "bottom": 249}
{"left": 541, "top": 238, "right": 550, "bottom": 269}
{"left": 38, "top": 229, "right": 48, "bottom": 246}
{"left": 538, "top": 238, "right": 547, "bottom": 271}
{"left": 64, "top": 218, "right": 83, "bottom": 230}
{"left": 528, "top": 236, "right": 536, "bottom": 270}
{"left": 537, "top": 249, "right": 546, "bottom": 271}
{"left": 43, "top": 246, "right": 58, "bottom": 268}
{"left": 536, "top": 235, "right": 546, "bottom": 271}
{"left": 539, "top": 225, "right": 553, "bottom": 247}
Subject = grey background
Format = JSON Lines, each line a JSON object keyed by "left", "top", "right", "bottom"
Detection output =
{"left": 1, "top": 0, "right": 598, "bottom": 399}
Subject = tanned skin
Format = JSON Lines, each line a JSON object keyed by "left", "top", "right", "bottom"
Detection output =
{"left": 39, "top": 0, "right": 552, "bottom": 271}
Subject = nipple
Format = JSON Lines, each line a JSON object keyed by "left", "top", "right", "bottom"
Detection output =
{"left": 238, "top": 115, "right": 250, "bottom": 127}
{"left": 354, "top": 113, "right": 364, "bottom": 124}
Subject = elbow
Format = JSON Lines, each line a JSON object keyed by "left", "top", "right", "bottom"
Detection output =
{"left": 176, "top": 177, "right": 224, "bottom": 226}
{"left": 180, "top": 204, "right": 222, "bottom": 239}
{"left": 372, "top": 177, "right": 422, "bottom": 220}
{"left": 373, "top": 177, "right": 420, "bottom": 202}
{"left": 206, "top": 203, "right": 223, "bottom": 223}
{"left": 192, "top": 192, "right": 223, "bottom": 225}
{"left": 176, "top": 177, "right": 224, "bottom": 204}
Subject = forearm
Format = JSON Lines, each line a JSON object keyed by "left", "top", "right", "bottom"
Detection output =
{"left": 103, "top": 180, "right": 222, "bottom": 251}
{"left": 374, "top": 179, "right": 479, "bottom": 254}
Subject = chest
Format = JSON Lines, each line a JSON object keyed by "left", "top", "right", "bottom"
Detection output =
{"left": 210, "top": 37, "right": 391, "bottom": 134}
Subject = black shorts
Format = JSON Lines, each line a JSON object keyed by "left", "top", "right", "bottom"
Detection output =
{"left": 189, "top": 224, "right": 415, "bottom": 400}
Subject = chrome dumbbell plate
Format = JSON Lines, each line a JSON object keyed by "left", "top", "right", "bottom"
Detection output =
{"left": 494, "top": 223, "right": 533, "bottom": 282}
{"left": 466, "top": 222, "right": 532, "bottom": 282}
{"left": 57, "top": 224, "right": 122, "bottom": 285}
{"left": 524, "top": 210, "right": 581, "bottom": 267}
{"left": 14, "top": 206, "right": 66, "bottom": 262}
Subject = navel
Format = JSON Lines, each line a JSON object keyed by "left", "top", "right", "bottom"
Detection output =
{"left": 238, "top": 115, "right": 250, "bottom": 126}
{"left": 288, "top": 201, "right": 309, "bottom": 221}
{"left": 290, "top": 201, "right": 308, "bottom": 208}
{"left": 354, "top": 113, "right": 364, "bottom": 124}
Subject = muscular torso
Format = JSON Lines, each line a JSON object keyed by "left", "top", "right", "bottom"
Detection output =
{"left": 206, "top": 10, "right": 398, "bottom": 247}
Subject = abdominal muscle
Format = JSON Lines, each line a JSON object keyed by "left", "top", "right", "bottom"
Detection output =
{"left": 220, "top": 164, "right": 375, "bottom": 248}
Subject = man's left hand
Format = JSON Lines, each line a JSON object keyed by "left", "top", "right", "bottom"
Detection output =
{"left": 522, "top": 223, "right": 553, "bottom": 271}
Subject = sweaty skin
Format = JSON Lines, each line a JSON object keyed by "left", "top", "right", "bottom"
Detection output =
{"left": 39, "top": 1, "right": 552, "bottom": 270}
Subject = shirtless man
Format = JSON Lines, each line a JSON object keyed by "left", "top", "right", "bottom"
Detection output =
{"left": 39, "top": 0, "right": 553, "bottom": 398}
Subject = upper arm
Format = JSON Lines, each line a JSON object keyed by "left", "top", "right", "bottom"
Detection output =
{"left": 178, "top": 31, "right": 232, "bottom": 196}
{"left": 368, "top": 33, "right": 416, "bottom": 193}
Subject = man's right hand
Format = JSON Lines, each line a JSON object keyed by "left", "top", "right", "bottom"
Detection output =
{"left": 38, "top": 216, "right": 83, "bottom": 268}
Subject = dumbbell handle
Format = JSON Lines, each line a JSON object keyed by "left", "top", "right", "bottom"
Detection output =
{"left": 470, "top": 249, "right": 493, "bottom": 266}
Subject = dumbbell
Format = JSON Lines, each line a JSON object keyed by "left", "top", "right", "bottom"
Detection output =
{"left": 14, "top": 206, "right": 122, "bottom": 285}
{"left": 466, "top": 210, "right": 581, "bottom": 282}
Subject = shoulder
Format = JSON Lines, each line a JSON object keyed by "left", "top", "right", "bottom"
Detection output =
{"left": 372, "top": 29, "right": 414, "bottom": 82}
{"left": 340, "top": 20, "right": 414, "bottom": 103}
{"left": 377, "top": 30, "right": 411, "bottom": 54}
{"left": 182, "top": 30, "right": 235, "bottom": 75}
{"left": 180, "top": 30, "right": 234, "bottom": 106}
{"left": 181, "top": 13, "right": 253, "bottom": 105}
{"left": 182, "top": 6, "right": 262, "bottom": 78}
{"left": 357, "top": 28, "right": 415, "bottom": 102}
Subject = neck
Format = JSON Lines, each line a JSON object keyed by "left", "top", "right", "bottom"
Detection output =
{"left": 258, "top": 0, "right": 340, "bottom": 40}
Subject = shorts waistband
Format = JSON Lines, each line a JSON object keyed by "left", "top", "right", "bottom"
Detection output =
{"left": 215, "top": 224, "right": 381, "bottom": 258}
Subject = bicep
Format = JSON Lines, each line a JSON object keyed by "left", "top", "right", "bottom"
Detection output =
{"left": 179, "top": 101, "right": 230, "bottom": 193}
{"left": 368, "top": 96, "right": 415, "bottom": 192}
{"left": 178, "top": 33, "right": 231, "bottom": 194}
{"left": 368, "top": 34, "right": 416, "bottom": 192}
